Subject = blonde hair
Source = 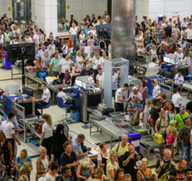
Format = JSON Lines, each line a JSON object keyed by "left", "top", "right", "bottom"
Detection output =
{"left": 82, "top": 158, "right": 90, "bottom": 168}
{"left": 159, "top": 110, "right": 166, "bottom": 120}
{"left": 44, "top": 51, "right": 49, "bottom": 57}
{"left": 152, "top": 79, "right": 158, "bottom": 86}
{"left": 39, "top": 146, "right": 47, "bottom": 153}
{"left": 18, "top": 175, "right": 28, "bottom": 181}
{"left": 20, "top": 149, "right": 28, "bottom": 159}
{"left": 146, "top": 99, "right": 152, "bottom": 105}
{"left": 108, "top": 150, "right": 117, "bottom": 163}
{"left": 76, "top": 50, "right": 81, "bottom": 57}
{"left": 140, "top": 43, "right": 144, "bottom": 48}
{"left": 142, "top": 158, "right": 148, "bottom": 164}
{"left": 42, "top": 114, "right": 53, "bottom": 127}
{"left": 167, "top": 124, "right": 177, "bottom": 137}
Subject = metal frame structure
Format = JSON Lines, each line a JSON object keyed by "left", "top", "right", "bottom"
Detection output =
{"left": 104, "top": 58, "right": 129, "bottom": 107}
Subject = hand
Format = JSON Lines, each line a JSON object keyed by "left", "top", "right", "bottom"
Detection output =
{"left": 39, "top": 141, "right": 42, "bottom": 146}
{"left": 59, "top": 72, "right": 61, "bottom": 75}
{"left": 84, "top": 152, "right": 88, "bottom": 156}
{"left": 134, "top": 108, "right": 137, "bottom": 111}
{"left": 156, "top": 132, "right": 159, "bottom": 135}
{"left": 51, "top": 71, "right": 53, "bottom": 75}
{"left": 160, "top": 161, "right": 164, "bottom": 167}
{"left": 182, "top": 141, "right": 186, "bottom": 146}
{"left": 18, "top": 142, "right": 21, "bottom": 146}
{"left": 141, "top": 118, "right": 144, "bottom": 122}
{"left": 128, "top": 154, "right": 134, "bottom": 160}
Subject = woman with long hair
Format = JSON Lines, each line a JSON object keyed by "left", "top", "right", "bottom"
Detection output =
{"left": 52, "top": 124, "right": 68, "bottom": 164}
{"left": 166, "top": 102, "right": 176, "bottom": 122}
{"left": 40, "top": 114, "right": 54, "bottom": 159}
{"left": 42, "top": 51, "right": 51, "bottom": 68}
{"left": 71, "top": 63, "right": 81, "bottom": 86}
{"left": 36, "top": 146, "right": 50, "bottom": 181}
{"left": 139, "top": 80, "right": 148, "bottom": 108}
{"left": 106, "top": 151, "right": 119, "bottom": 181}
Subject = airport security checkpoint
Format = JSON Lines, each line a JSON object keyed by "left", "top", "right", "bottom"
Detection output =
{"left": 1, "top": 0, "right": 192, "bottom": 180}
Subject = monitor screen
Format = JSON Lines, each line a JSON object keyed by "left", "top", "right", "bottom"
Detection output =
{"left": 23, "top": 86, "right": 34, "bottom": 96}
{"left": 75, "top": 80, "right": 82, "bottom": 87}
{"left": 164, "top": 57, "right": 170, "bottom": 63}
{"left": 82, "top": 82, "right": 87, "bottom": 89}
{"left": 170, "top": 59, "right": 175, "bottom": 64}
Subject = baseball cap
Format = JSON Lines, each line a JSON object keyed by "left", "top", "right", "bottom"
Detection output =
{"left": 58, "top": 86, "right": 63, "bottom": 91}
{"left": 170, "top": 120, "right": 176, "bottom": 125}
{"left": 179, "top": 105, "right": 185, "bottom": 110}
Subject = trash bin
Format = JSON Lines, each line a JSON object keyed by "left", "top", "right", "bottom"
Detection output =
{"left": 3, "top": 51, "right": 11, "bottom": 70}
{"left": 125, "top": 131, "right": 142, "bottom": 153}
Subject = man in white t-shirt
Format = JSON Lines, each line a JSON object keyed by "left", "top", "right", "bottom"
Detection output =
{"left": 69, "top": 23, "right": 78, "bottom": 46}
{"left": 57, "top": 86, "right": 77, "bottom": 112}
{"left": 35, "top": 83, "right": 51, "bottom": 117}
{"left": 59, "top": 54, "right": 74, "bottom": 81}
{"left": 98, "top": 52, "right": 107, "bottom": 69}
{"left": 148, "top": 58, "right": 158, "bottom": 68}
{"left": 174, "top": 48, "right": 184, "bottom": 63}
{"left": 172, "top": 88, "right": 182, "bottom": 113}
{"left": 96, "top": 68, "right": 104, "bottom": 88}
{"left": 173, "top": 71, "right": 184, "bottom": 91}
{"left": 185, "top": 23, "right": 192, "bottom": 43}
{"left": 33, "top": 30, "right": 40, "bottom": 47}
{"left": 25, "top": 32, "right": 33, "bottom": 43}
{"left": 2, "top": 112, "right": 21, "bottom": 155}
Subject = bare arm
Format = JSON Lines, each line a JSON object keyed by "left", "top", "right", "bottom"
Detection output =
{"left": 40, "top": 132, "right": 45, "bottom": 145}
{"left": 137, "top": 170, "right": 142, "bottom": 181}
{"left": 66, "top": 160, "right": 79, "bottom": 168}
{"left": 11, "top": 134, "right": 20, "bottom": 145}
{"left": 155, "top": 122, "right": 159, "bottom": 134}
{"left": 109, "top": 169, "right": 115, "bottom": 179}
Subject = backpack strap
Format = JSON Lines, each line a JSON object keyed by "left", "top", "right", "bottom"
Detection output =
{"left": 116, "top": 143, "right": 120, "bottom": 153}
{"left": 140, "top": 169, "right": 149, "bottom": 181}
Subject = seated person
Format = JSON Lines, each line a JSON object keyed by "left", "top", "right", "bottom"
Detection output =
{"left": 173, "top": 71, "right": 184, "bottom": 91}
{"left": 57, "top": 86, "right": 77, "bottom": 112}
{"left": 80, "top": 64, "right": 91, "bottom": 76}
{"left": 71, "top": 134, "right": 88, "bottom": 162}
{"left": 35, "top": 83, "right": 51, "bottom": 117}
{"left": 137, "top": 43, "right": 145, "bottom": 58}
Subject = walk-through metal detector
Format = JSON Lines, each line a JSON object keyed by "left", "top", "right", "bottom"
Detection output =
{"left": 104, "top": 58, "right": 129, "bottom": 107}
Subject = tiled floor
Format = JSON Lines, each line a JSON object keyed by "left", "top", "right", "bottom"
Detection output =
{"left": 0, "top": 65, "right": 186, "bottom": 180}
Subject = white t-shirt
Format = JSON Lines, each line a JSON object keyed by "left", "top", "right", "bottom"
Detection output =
{"left": 88, "top": 76, "right": 94, "bottom": 87}
{"left": 98, "top": 57, "right": 105, "bottom": 68}
{"left": 2, "top": 120, "right": 15, "bottom": 139}
{"left": 42, "top": 88, "right": 51, "bottom": 103}
{"left": 137, "top": 48, "right": 145, "bottom": 56}
{"left": 178, "top": 42, "right": 186, "bottom": 51}
{"left": 150, "top": 49, "right": 157, "bottom": 60}
{"left": 129, "top": 92, "right": 143, "bottom": 101}
{"left": 92, "top": 58, "right": 98, "bottom": 70}
{"left": 0, "top": 34, "right": 4, "bottom": 44}
{"left": 25, "top": 37, "right": 33, "bottom": 43}
{"left": 10, "top": 40, "right": 18, "bottom": 44}
{"left": 59, "top": 58, "right": 73, "bottom": 73}
{"left": 112, "top": 73, "right": 118, "bottom": 90}
{"left": 62, "top": 45, "right": 69, "bottom": 54}
{"left": 148, "top": 62, "right": 158, "bottom": 68}
{"left": 69, "top": 27, "right": 78, "bottom": 36}
{"left": 175, "top": 52, "right": 184, "bottom": 63}
{"left": 79, "top": 34, "right": 85, "bottom": 44}
{"left": 174, "top": 74, "right": 184, "bottom": 86}
{"left": 115, "top": 88, "right": 126, "bottom": 103}
{"left": 172, "top": 93, "right": 182, "bottom": 108}
{"left": 96, "top": 73, "right": 104, "bottom": 88}
{"left": 42, "top": 122, "right": 53, "bottom": 139}
{"left": 184, "top": 57, "right": 191, "bottom": 65}
{"left": 186, "top": 28, "right": 192, "bottom": 39}
{"left": 33, "top": 34, "right": 40, "bottom": 45}
{"left": 97, "top": 150, "right": 110, "bottom": 168}
{"left": 45, "top": 172, "right": 58, "bottom": 181}
{"left": 76, "top": 56, "right": 84, "bottom": 69}
{"left": 57, "top": 91, "right": 68, "bottom": 104}
{"left": 152, "top": 85, "right": 161, "bottom": 99}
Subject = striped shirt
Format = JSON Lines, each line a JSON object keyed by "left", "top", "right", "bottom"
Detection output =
{"left": 157, "top": 25, "right": 164, "bottom": 34}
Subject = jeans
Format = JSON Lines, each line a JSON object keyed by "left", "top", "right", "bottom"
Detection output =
{"left": 181, "top": 144, "right": 190, "bottom": 162}
{"left": 53, "top": 71, "right": 59, "bottom": 77}
{"left": 71, "top": 37, "right": 77, "bottom": 46}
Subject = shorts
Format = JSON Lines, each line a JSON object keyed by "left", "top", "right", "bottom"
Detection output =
{"left": 162, "top": 133, "right": 167, "bottom": 139}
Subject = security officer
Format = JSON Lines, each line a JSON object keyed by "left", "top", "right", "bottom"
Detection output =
{"left": 173, "top": 71, "right": 184, "bottom": 91}
{"left": 115, "top": 83, "right": 129, "bottom": 112}
{"left": 172, "top": 87, "right": 182, "bottom": 113}
{"left": 2, "top": 112, "right": 21, "bottom": 155}
{"left": 35, "top": 83, "right": 51, "bottom": 117}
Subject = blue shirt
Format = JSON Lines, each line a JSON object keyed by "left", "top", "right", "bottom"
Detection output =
{"left": 63, "top": 23, "right": 69, "bottom": 31}
{"left": 145, "top": 44, "right": 152, "bottom": 56}
{"left": 181, "top": 21, "right": 188, "bottom": 28}
{"left": 161, "top": 49, "right": 168, "bottom": 62}
{"left": 60, "top": 151, "right": 77, "bottom": 178}
{"left": 15, "top": 157, "right": 32, "bottom": 175}
{"left": 36, "top": 49, "right": 50, "bottom": 59}
{"left": 83, "top": 28, "right": 88, "bottom": 37}
{"left": 72, "top": 140, "right": 84, "bottom": 160}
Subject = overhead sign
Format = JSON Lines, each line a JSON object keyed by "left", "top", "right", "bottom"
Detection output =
{"left": 8, "top": 7, "right": 11, "bottom": 11}
{"left": 67, "top": 5, "right": 70, "bottom": 9}
{"left": 172, "top": 12, "right": 180, "bottom": 21}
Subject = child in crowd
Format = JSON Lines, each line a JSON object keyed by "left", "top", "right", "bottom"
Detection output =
{"left": 61, "top": 41, "right": 69, "bottom": 58}
{"left": 33, "top": 60, "right": 37, "bottom": 67}
{"left": 184, "top": 51, "right": 191, "bottom": 66}
{"left": 36, "top": 56, "right": 43, "bottom": 70}
{"left": 64, "top": 69, "right": 71, "bottom": 85}
{"left": 19, "top": 162, "right": 31, "bottom": 179}
{"left": 18, "top": 175, "right": 28, "bottom": 181}
{"left": 46, "top": 64, "right": 51, "bottom": 75}
{"left": 166, "top": 120, "right": 177, "bottom": 158}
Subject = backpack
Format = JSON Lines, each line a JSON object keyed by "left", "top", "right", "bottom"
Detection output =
{"left": 130, "top": 110, "right": 139, "bottom": 126}
{"left": 166, "top": 132, "right": 174, "bottom": 144}
{"left": 102, "top": 108, "right": 114, "bottom": 116}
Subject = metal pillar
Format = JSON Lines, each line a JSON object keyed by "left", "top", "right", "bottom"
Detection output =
{"left": 111, "top": 0, "right": 135, "bottom": 62}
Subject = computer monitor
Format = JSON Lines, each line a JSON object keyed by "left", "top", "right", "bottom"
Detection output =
{"left": 4, "top": 84, "right": 20, "bottom": 94}
{"left": 22, "top": 86, "right": 34, "bottom": 96}
{"left": 164, "top": 57, "right": 170, "bottom": 63}
{"left": 75, "top": 79, "right": 82, "bottom": 87}
{"left": 170, "top": 59, "right": 175, "bottom": 64}
{"left": 82, "top": 82, "right": 87, "bottom": 89}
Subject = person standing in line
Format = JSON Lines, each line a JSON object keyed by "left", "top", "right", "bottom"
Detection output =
{"left": 40, "top": 114, "right": 54, "bottom": 160}
{"left": 172, "top": 88, "right": 182, "bottom": 114}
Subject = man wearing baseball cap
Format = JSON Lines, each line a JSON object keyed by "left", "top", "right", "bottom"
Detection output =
{"left": 57, "top": 86, "right": 77, "bottom": 112}
{"left": 175, "top": 106, "right": 189, "bottom": 156}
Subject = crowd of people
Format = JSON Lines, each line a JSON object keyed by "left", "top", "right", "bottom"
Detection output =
{"left": 1, "top": 10, "right": 192, "bottom": 181}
